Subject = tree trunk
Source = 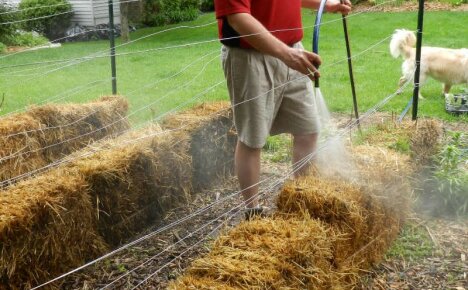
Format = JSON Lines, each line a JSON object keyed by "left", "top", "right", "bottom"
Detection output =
{"left": 120, "top": 1, "right": 130, "bottom": 43}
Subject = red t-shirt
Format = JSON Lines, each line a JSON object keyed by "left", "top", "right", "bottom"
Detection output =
{"left": 214, "top": 0, "right": 303, "bottom": 48}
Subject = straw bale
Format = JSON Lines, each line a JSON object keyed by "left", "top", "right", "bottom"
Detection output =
{"left": 72, "top": 125, "right": 192, "bottom": 245}
{"left": 170, "top": 276, "right": 240, "bottom": 290}
{"left": 27, "top": 95, "right": 129, "bottom": 158}
{"left": 0, "top": 114, "right": 48, "bottom": 187}
{"left": 409, "top": 119, "right": 442, "bottom": 165}
{"left": 277, "top": 177, "right": 367, "bottom": 266}
{"left": 1, "top": 102, "right": 237, "bottom": 289}
{"left": 0, "top": 96, "right": 129, "bottom": 186}
{"left": 350, "top": 144, "right": 413, "bottom": 214}
{"left": 359, "top": 118, "right": 441, "bottom": 167}
{"left": 0, "top": 169, "right": 107, "bottom": 290}
{"left": 277, "top": 171, "right": 404, "bottom": 269}
{"left": 170, "top": 217, "right": 341, "bottom": 290}
{"left": 277, "top": 144, "right": 411, "bottom": 271}
{"left": 162, "top": 102, "right": 236, "bottom": 191}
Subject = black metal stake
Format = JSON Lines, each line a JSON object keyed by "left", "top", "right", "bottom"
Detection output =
{"left": 340, "top": 4, "right": 361, "bottom": 132}
{"left": 412, "top": 0, "right": 425, "bottom": 120}
{"left": 108, "top": 0, "right": 117, "bottom": 94}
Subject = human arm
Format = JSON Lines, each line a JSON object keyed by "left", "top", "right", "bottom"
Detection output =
{"left": 226, "top": 13, "right": 321, "bottom": 79}
{"left": 302, "top": 0, "right": 352, "bottom": 15}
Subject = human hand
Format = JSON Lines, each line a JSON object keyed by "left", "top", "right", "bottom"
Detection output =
{"left": 325, "top": 0, "right": 352, "bottom": 15}
{"left": 281, "top": 47, "right": 321, "bottom": 81}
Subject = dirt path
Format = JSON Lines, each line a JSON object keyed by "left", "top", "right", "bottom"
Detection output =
{"left": 358, "top": 216, "right": 468, "bottom": 289}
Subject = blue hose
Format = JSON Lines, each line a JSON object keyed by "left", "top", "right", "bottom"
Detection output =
{"left": 313, "top": 0, "right": 328, "bottom": 87}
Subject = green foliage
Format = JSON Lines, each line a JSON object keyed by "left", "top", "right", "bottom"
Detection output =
{"left": 437, "top": 0, "right": 468, "bottom": 6}
{"left": 0, "top": 3, "right": 19, "bottom": 45}
{"left": 19, "top": 0, "right": 72, "bottom": 39}
{"left": 386, "top": 224, "right": 434, "bottom": 260}
{"left": 0, "top": 42, "right": 7, "bottom": 54}
{"left": 143, "top": 0, "right": 200, "bottom": 26}
{"left": 350, "top": 0, "right": 365, "bottom": 4}
{"left": 390, "top": 136, "right": 411, "bottom": 154}
{"left": 13, "top": 32, "right": 49, "bottom": 47}
{"left": 430, "top": 132, "right": 468, "bottom": 215}
{"left": 263, "top": 135, "right": 292, "bottom": 163}
{"left": 200, "top": 0, "right": 214, "bottom": 11}
{"left": 369, "top": 0, "right": 406, "bottom": 5}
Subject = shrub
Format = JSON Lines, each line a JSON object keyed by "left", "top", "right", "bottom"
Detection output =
{"left": 432, "top": 132, "right": 468, "bottom": 215}
{"left": 13, "top": 32, "right": 49, "bottom": 47}
{"left": 143, "top": 0, "right": 199, "bottom": 26}
{"left": 19, "top": 0, "right": 73, "bottom": 40}
{"left": 0, "top": 42, "right": 7, "bottom": 54}
{"left": 424, "top": 132, "right": 468, "bottom": 216}
{"left": 0, "top": 3, "right": 18, "bottom": 45}
{"left": 200, "top": 0, "right": 214, "bottom": 11}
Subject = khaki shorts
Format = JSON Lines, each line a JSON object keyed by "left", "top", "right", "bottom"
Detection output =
{"left": 221, "top": 43, "right": 320, "bottom": 149}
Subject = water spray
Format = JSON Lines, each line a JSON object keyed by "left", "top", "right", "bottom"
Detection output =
{"left": 311, "top": 0, "right": 357, "bottom": 179}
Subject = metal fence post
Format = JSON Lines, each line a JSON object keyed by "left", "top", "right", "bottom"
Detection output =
{"left": 412, "top": 0, "right": 425, "bottom": 120}
{"left": 108, "top": 0, "right": 117, "bottom": 94}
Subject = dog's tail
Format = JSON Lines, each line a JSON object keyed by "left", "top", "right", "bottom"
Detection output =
{"left": 390, "top": 29, "right": 416, "bottom": 59}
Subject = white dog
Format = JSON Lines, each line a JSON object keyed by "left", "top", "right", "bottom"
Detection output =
{"left": 390, "top": 29, "right": 468, "bottom": 98}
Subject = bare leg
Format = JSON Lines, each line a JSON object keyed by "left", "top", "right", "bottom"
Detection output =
{"left": 292, "top": 133, "right": 319, "bottom": 178}
{"left": 235, "top": 141, "right": 261, "bottom": 208}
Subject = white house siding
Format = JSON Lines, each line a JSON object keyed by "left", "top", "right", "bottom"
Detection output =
{"left": 70, "top": 0, "right": 120, "bottom": 26}
{"left": 89, "top": 0, "right": 120, "bottom": 26}
{"left": 70, "top": 0, "right": 94, "bottom": 26}
{"left": 1, "top": 0, "right": 121, "bottom": 27}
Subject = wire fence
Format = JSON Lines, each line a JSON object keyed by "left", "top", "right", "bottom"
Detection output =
{"left": 0, "top": 0, "right": 425, "bottom": 288}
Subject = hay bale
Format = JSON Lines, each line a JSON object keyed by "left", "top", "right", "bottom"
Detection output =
{"left": 73, "top": 125, "right": 192, "bottom": 245}
{"left": 162, "top": 102, "right": 236, "bottom": 191}
{"left": 277, "top": 177, "right": 366, "bottom": 261}
{"left": 357, "top": 118, "right": 442, "bottom": 167}
{"left": 351, "top": 144, "right": 413, "bottom": 210}
{"left": 0, "top": 114, "right": 48, "bottom": 187}
{"left": 277, "top": 144, "right": 412, "bottom": 271}
{"left": 0, "top": 96, "right": 129, "bottom": 186}
{"left": 170, "top": 217, "right": 341, "bottom": 290}
{"left": 170, "top": 277, "right": 240, "bottom": 290}
{"left": 410, "top": 119, "right": 442, "bottom": 165}
{"left": 0, "top": 127, "right": 192, "bottom": 289}
{"left": 0, "top": 101, "right": 236, "bottom": 289}
{"left": 0, "top": 169, "right": 108, "bottom": 290}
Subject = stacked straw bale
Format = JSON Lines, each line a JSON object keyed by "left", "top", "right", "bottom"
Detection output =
{"left": 356, "top": 118, "right": 441, "bottom": 167}
{"left": 0, "top": 101, "right": 236, "bottom": 289}
{"left": 409, "top": 119, "right": 442, "bottom": 165}
{"left": 172, "top": 144, "right": 413, "bottom": 289}
{"left": 278, "top": 145, "right": 412, "bottom": 269}
{"left": 162, "top": 102, "right": 236, "bottom": 191}
{"left": 0, "top": 125, "right": 189, "bottom": 289}
{"left": 0, "top": 169, "right": 108, "bottom": 290}
{"left": 0, "top": 96, "right": 129, "bottom": 187}
{"left": 170, "top": 217, "right": 341, "bottom": 289}
{"left": 277, "top": 176, "right": 404, "bottom": 272}
{"left": 72, "top": 125, "right": 192, "bottom": 245}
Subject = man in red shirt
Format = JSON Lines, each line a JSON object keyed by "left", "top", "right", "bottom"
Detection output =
{"left": 215, "top": 0, "right": 351, "bottom": 219}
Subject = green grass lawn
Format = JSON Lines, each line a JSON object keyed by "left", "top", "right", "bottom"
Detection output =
{"left": 0, "top": 8, "right": 467, "bottom": 125}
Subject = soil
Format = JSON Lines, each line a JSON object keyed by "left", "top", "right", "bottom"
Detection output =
{"left": 357, "top": 216, "right": 468, "bottom": 290}
{"left": 58, "top": 113, "right": 467, "bottom": 289}
{"left": 61, "top": 175, "right": 285, "bottom": 289}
